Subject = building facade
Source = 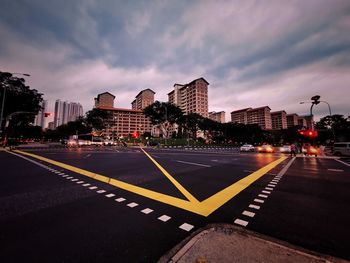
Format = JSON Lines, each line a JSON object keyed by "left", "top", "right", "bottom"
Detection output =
{"left": 54, "top": 100, "right": 83, "bottom": 128}
{"left": 168, "top": 78, "right": 209, "bottom": 117}
{"left": 131, "top": 89, "right": 155, "bottom": 110}
{"left": 94, "top": 92, "right": 115, "bottom": 108}
{"left": 286, "top": 113, "right": 299, "bottom": 128}
{"left": 231, "top": 106, "right": 272, "bottom": 130}
{"left": 271, "top": 110, "right": 287, "bottom": 130}
{"left": 209, "top": 111, "right": 225, "bottom": 123}
{"left": 34, "top": 100, "right": 48, "bottom": 128}
{"left": 231, "top": 108, "right": 252, "bottom": 124}
{"left": 297, "top": 116, "right": 307, "bottom": 128}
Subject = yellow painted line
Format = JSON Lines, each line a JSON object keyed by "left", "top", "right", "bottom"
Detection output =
{"left": 13, "top": 150, "right": 286, "bottom": 216}
{"left": 140, "top": 147, "right": 199, "bottom": 204}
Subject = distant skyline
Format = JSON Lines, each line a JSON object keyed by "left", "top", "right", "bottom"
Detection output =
{"left": 1, "top": 0, "right": 349, "bottom": 121}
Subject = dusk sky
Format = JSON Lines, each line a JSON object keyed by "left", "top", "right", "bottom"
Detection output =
{"left": 1, "top": 0, "right": 349, "bottom": 122}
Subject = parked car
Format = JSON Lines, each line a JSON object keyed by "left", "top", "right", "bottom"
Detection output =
{"left": 333, "top": 142, "right": 350, "bottom": 156}
{"left": 279, "top": 145, "right": 291, "bottom": 153}
{"left": 257, "top": 144, "right": 274, "bottom": 153}
{"left": 240, "top": 144, "right": 255, "bottom": 152}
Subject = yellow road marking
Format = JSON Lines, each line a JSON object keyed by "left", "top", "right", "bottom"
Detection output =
{"left": 140, "top": 147, "right": 199, "bottom": 204}
{"left": 14, "top": 150, "right": 286, "bottom": 216}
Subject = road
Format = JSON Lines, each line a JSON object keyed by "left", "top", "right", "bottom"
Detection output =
{"left": 1, "top": 147, "right": 349, "bottom": 262}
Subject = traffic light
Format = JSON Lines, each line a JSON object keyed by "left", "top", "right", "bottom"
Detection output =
{"left": 132, "top": 131, "right": 139, "bottom": 139}
{"left": 298, "top": 129, "right": 318, "bottom": 138}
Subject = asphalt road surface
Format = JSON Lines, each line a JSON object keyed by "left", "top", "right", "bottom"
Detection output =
{"left": 1, "top": 147, "right": 349, "bottom": 262}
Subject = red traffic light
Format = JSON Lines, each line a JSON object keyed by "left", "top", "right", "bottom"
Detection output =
{"left": 132, "top": 131, "right": 139, "bottom": 138}
{"left": 298, "top": 129, "right": 318, "bottom": 138}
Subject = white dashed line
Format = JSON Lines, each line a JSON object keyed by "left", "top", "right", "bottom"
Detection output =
{"left": 105, "top": 193, "right": 115, "bottom": 198}
{"left": 234, "top": 219, "right": 248, "bottom": 227}
{"left": 62, "top": 175, "right": 68, "bottom": 177}
{"left": 158, "top": 215, "right": 171, "bottom": 222}
{"left": 242, "top": 210, "right": 255, "bottom": 217}
{"left": 83, "top": 183, "right": 91, "bottom": 187}
{"left": 265, "top": 187, "right": 273, "bottom": 191}
{"left": 71, "top": 179, "right": 79, "bottom": 182}
{"left": 115, "top": 198, "right": 126, "bottom": 202}
{"left": 262, "top": 190, "right": 271, "bottom": 194}
{"left": 66, "top": 177, "right": 73, "bottom": 179}
{"left": 141, "top": 208, "right": 154, "bottom": 214}
{"left": 254, "top": 198, "right": 264, "bottom": 203}
{"left": 97, "top": 190, "right": 106, "bottom": 194}
{"left": 258, "top": 194, "right": 268, "bottom": 198}
{"left": 175, "top": 160, "right": 211, "bottom": 167}
{"left": 249, "top": 204, "right": 260, "bottom": 210}
{"left": 89, "top": 186, "right": 97, "bottom": 190}
{"left": 267, "top": 184, "right": 276, "bottom": 187}
{"left": 327, "top": 169, "right": 344, "bottom": 172}
{"left": 270, "top": 182, "right": 277, "bottom": 185}
{"left": 179, "top": 223, "right": 194, "bottom": 231}
{"left": 76, "top": 181, "right": 84, "bottom": 184}
{"left": 127, "top": 202, "right": 139, "bottom": 208}
{"left": 335, "top": 159, "right": 350, "bottom": 167}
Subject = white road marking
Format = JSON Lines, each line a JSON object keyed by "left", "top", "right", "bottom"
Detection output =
{"left": 83, "top": 183, "right": 91, "bottom": 187}
{"left": 242, "top": 210, "right": 255, "bottom": 217}
{"left": 327, "top": 168, "right": 344, "bottom": 172}
{"left": 262, "top": 190, "right": 271, "bottom": 194}
{"left": 105, "top": 193, "right": 115, "bottom": 198}
{"left": 265, "top": 187, "right": 273, "bottom": 191}
{"left": 249, "top": 204, "right": 260, "bottom": 210}
{"left": 115, "top": 198, "right": 126, "bottom": 202}
{"left": 234, "top": 219, "right": 248, "bottom": 227}
{"left": 211, "top": 159, "right": 218, "bottom": 162}
{"left": 97, "top": 190, "right": 106, "bottom": 194}
{"left": 175, "top": 160, "right": 211, "bottom": 167}
{"left": 127, "top": 202, "right": 139, "bottom": 208}
{"left": 179, "top": 223, "right": 194, "bottom": 232}
{"left": 158, "top": 215, "right": 171, "bottom": 222}
{"left": 141, "top": 208, "right": 154, "bottom": 214}
{"left": 268, "top": 184, "right": 276, "bottom": 187}
{"left": 254, "top": 198, "right": 265, "bottom": 203}
{"left": 335, "top": 159, "right": 350, "bottom": 167}
{"left": 62, "top": 175, "right": 68, "bottom": 177}
{"left": 258, "top": 194, "right": 268, "bottom": 198}
{"left": 76, "top": 181, "right": 84, "bottom": 184}
{"left": 66, "top": 177, "right": 73, "bottom": 179}
{"left": 270, "top": 181, "right": 277, "bottom": 185}
{"left": 89, "top": 186, "right": 97, "bottom": 190}
{"left": 71, "top": 179, "right": 79, "bottom": 182}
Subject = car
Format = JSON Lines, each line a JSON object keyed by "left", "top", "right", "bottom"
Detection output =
{"left": 302, "top": 145, "right": 319, "bottom": 157}
{"left": 257, "top": 144, "right": 274, "bottom": 153}
{"left": 279, "top": 145, "right": 291, "bottom": 153}
{"left": 333, "top": 142, "right": 350, "bottom": 156}
{"left": 240, "top": 144, "right": 255, "bottom": 152}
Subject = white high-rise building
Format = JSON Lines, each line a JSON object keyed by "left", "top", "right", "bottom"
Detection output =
{"left": 34, "top": 100, "right": 48, "bottom": 129}
{"left": 54, "top": 100, "right": 83, "bottom": 128}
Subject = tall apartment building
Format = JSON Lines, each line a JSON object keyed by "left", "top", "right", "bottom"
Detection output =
{"left": 209, "top": 111, "right": 225, "bottom": 123}
{"left": 95, "top": 91, "right": 153, "bottom": 138}
{"left": 94, "top": 92, "right": 115, "bottom": 108}
{"left": 286, "top": 113, "right": 299, "bottom": 128}
{"left": 131, "top": 89, "right": 155, "bottom": 110}
{"left": 271, "top": 110, "right": 287, "bottom": 130}
{"left": 54, "top": 100, "right": 83, "bottom": 128}
{"left": 231, "top": 108, "right": 252, "bottom": 124}
{"left": 297, "top": 116, "right": 307, "bottom": 128}
{"left": 303, "top": 115, "right": 314, "bottom": 130}
{"left": 168, "top": 77, "right": 209, "bottom": 117}
{"left": 34, "top": 100, "right": 48, "bottom": 128}
{"left": 231, "top": 106, "right": 272, "bottom": 130}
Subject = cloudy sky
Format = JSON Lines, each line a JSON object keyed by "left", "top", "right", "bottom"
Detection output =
{"left": 1, "top": 0, "right": 349, "bottom": 122}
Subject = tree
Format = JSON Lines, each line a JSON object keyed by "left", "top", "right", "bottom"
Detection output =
{"left": 85, "top": 108, "right": 111, "bottom": 130}
{"left": 181, "top": 113, "right": 203, "bottom": 139}
{"left": 144, "top": 101, "right": 183, "bottom": 138}
{"left": 0, "top": 71, "right": 43, "bottom": 138}
{"left": 315, "top": 114, "right": 350, "bottom": 142}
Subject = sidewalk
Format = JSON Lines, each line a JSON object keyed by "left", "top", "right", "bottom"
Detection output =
{"left": 159, "top": 224, "right": 347, "bottom": 263}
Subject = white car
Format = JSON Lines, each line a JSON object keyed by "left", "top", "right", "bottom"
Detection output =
{"left": 240, "top": 144, "right": 255, "bottom": 152}
{"left": 279, "top": 145, "right": 291, "bottom": 153}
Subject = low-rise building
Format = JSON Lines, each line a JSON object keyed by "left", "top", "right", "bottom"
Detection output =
{"left": 271, "top": 110, "right": 287, "bottom": 130}
{"left": 209, "top": 111, "right": 225, "bottom": 123}
{"left": 286, "top": 113, "right": 299, "bottom": 128}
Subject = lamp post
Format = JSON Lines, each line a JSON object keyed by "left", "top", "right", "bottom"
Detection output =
{"left": 0, "top": 72, "right": 30, "bottom": 137}
{"left": 300, "top": 96, "right": 335, "bottom": 142}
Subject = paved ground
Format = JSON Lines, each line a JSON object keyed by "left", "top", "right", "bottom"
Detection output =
{"left": 0, "top": 146, "right": 349, "bottom": 262}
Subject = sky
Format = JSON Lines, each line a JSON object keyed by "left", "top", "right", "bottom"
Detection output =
{"left": 1, "top": 0, "right": 350, "bottom": 123}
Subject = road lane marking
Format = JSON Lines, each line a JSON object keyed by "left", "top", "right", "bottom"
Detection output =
{"left": 115, "top": 198, "right": 126, "bottom": 202}
{"left": 76, "top": 181, "right": 84, "bottom": 184}
{"left": 258, "top": 194, "right": 268, "bottom": 198}
{"left": 179, "top": 223, "right": 194, "bottom": 231}
{"left": 270, "top": 182, "right": 277, "bottom": 185}
{"left": 83, "top": 183, "right": 91, "bottom": 187}
{"left": 265, "top": 187, "right": 273, "bottom": 191}
{"left": 262, "top": 190, "right": 271, "bottom": 194}
{"left": 71, "top": 179, "right": 79, "bottom": 182}
{"left": 158, "top": 215, "right": 171, "bottom": 222}
{"left": 89, "top": 186, "right": 97, "bottom": 190}
{"left": 127, "top": 202, "right": 138, "bottom": 208}
{"left": 141, "top": 208, "right": 153, "bottom": 214}
{"left": 249, "top": 204, "right": 260, "bottom": 210}
{"left": 12, "top": 150, "right": 287, "bottom": 217}
{"left": 254, "top": 198, "right": 264, "bottom": 203}
{"left": 327, "top": 169, "right": 344, "bottom": 172}
{"left": 335, "top": 159, "right": 350, "bottom": 167}
{"left": 175, "top": 160, "right": 211, "bottom": 168}
{"left": 267, "top": 184, "right": 276, "bottom": 187}
{"left": 234, "top": 219, "right": 248, "bottom": 227}
{"left": 97, "top": 190, "right": 106, "bottom": 194}
{"left": 67, "top": 177, "right": 73, "bottom": 179}
{"left": 105, "top": 193, "right": 115, "bottom": 198}
{"left": 242, "top": 211, "right": 255, "bottom": 217}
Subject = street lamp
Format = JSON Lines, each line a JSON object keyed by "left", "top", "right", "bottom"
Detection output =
{"left": 0, "top": 72, "right": 31, "bottom": 136}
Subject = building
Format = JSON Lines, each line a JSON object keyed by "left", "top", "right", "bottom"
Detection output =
{"left": 48, "top": 121, "right": 55, "bottom": 130}
{"left": 34, "top": 100, "right": 48, "bottom": 128}
{"left": 94, "top": 92, "right": 115, "bottom": 108}
{"left": 297, "top": 116, "right": 307, "bottom": 128}
{"left": 303, "top": 115, "right": 314, "bottom": 130}
{"left": 131, "top": 89, "right": 155, "bottom": 110}
{"left": 271, "top": 110, "right": 287, "bottom": 130}
{"left": 286, "top": 113, "right": 299, "bottom": 128}
{"left": 54, "top": 100, "right": 83, "bottom": 128}
{"left": 168, "top": 77, "right": 209, "bottom": 117}
{"left": 231, "top": 108, "right": 252, "bottom": 124}
{"left": 209, "top": 111, "right": 225, "bottom": 123}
